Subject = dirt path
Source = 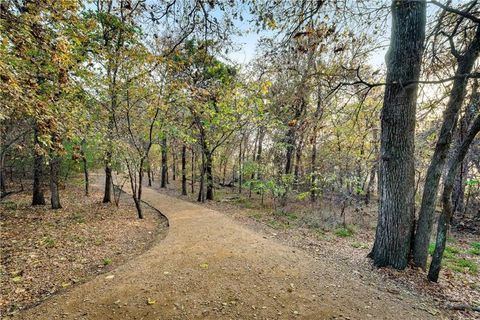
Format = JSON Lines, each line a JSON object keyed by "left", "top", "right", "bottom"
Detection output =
{"left": 16, "top": 184, "right": 440, "bottom": 320}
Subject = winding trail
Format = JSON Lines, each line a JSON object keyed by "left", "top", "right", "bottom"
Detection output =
{"left": 18, "top": 184, "right": 437, "bottom": 320}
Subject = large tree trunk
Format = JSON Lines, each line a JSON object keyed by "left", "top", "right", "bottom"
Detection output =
{"left": 371, "top": 0, "right": 426, "bottom": 270}
{"left": 413, "top": 25, "right": 480, "bottom": 269}
{"left": 32, "top": 127, "right": 46, "bottom": 206}
{"left": 49, "top": 155, "right": 62, "bottom": 209}
{"left": 161, "top": 137, "right": 167, "bottom": 188}
{"left": 205, "top": 151, "right": 214, "bottom": 200}
{"left": 429, "top": 114, "right": 480, "bottom": 282}
{"left": 182, "top": 144, "right": 187, "bottom": 196}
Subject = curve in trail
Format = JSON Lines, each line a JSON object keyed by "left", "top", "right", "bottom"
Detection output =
{"left": 18, "top": 186, "right": 436, "bottom": 320}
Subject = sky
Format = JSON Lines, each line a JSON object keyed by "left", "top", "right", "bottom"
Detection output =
{"left": 222, "top": 3, "right": 390, "bottom": 69}
{"left": 223, "top": 0, "right": 468, "bottom": 69}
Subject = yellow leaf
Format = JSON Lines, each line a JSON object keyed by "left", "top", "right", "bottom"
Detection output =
{"left": 147, "top": 298, "right": 156, "bottom": 305}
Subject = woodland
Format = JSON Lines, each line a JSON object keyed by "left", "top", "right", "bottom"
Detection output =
{"left": 1, "top": 0, "right": 480, "bottom": 319}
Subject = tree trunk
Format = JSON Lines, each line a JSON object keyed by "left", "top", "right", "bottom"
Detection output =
{"left": 0, "top": 150, "right": 7, "bottom": 197}
{"left": 147, "top": 162, "right": 152, "bottom": 187}
{"left": 413, "top": 25, "right": 480, "bottom": 269}
{"left": 136, "top": 164, "right": 144, "bottom": 219}
{"left": 371, "top": 0, "right": 426, "bottom": 270}
{"left": 103, "top": 161, "right": 112, "bottom": 203}
{"left": 429, "top": 114, "right": 480, "bottom": 282}
{"left": 310, "top": 131, "right": 318, "bottom": 203}
{"left": 126, "top": 159, "right": 144, "bottom": 219}
{"left": 172, "top": 147, "right": 176, "bottom": 181}
{"left": 197, "top": 152, "right": 205, "bottom": 202}
{"left": 161, "top": 137, "right": 167, "bottom": 188}
{"left": 32, "top": 127, "right": 46, "bottom": 206}
{"left": 294, "top": 135, "right": 304, "bottom": 186}
{"left": 191, "top": 149, "right": 195, "bottom": 194}
{"left": 365, "top": 126, "right": 379, "bottom": 205}
{"left": 238, "top": 138, "right": 243, "bottom": 194}
{"left": 452, "top": 80, "right": 479, "bottom": 219}
{"left": 256, "top": 128, "right": 265, "bottom": 180}
{"left": 182, "top": 144, "right": 187, "bottom": 196}
{"left": 205, "top": 151, "right": 214, "bottom": 200}
{"left": 285, "top": 126, "right": 295, "bottom": 175}
{"left": 80, "top": 139, "right": 89, "bottom": 196}
{"left": 103, "top": 114, "right": 114, "bottom": 203}
{"left": 49, "top": 155, "right": 62, "bottom": 209}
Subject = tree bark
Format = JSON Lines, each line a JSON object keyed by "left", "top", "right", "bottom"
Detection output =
{"left": 182, "top": 144, "right": 187, "bottom": 196}
{"left": 285, "top": 125, "right": 295, "bottom": 175}
{"left": 0, "top": 149, "right": 7, "bottom": 197}
{"left": 172, "top": 146, "right": 176, "bottom": 181}
{"left": 197, "top": 152, "right": 205, "bottom": 202}
{"left": 371, "top": 0, "right": 426, "bottom": 270}
{"left": 429, "top": 114, "right": 480, "bottom": 282}
{"left": 452, "top": 80, "right": 479, "bottom": 219}
{"left": 365, "top": 126, "right": 379, "bottom": 205}
{"left": 191, "top": 148, "right": 195, "bottom": 194}
{"left": 80, "top": 139, "right": 89, "bottom": 196}
{"left": 49, "top": 155, "right": 62, "bottom": 209}
{"left": 205, "top": 151, "right": 214, "bottom": 200}
{"left": 103, "top": 160, "right": 113, "bottom": 203}
{"left": 256, "top": 127, "right": 265, "bottom": 180}
{"left": 238, "top": 137, "right": 243, "bottom": 194}
{"left": 294, "top": 134, "right": 304, "bottom": 186}
{"left": 147, "top": 162, "right": 152, "bottom": 187}
{"left": 161, "top": 137, "right": 167, "bottom": 188}
{"left": 103, "top": 114, "right": 114, "bottom": 203}
{"left": 413, "top": 25, "right": 480, "bottom": 269}
{"left": 32, "top": 127, "right": 46, "bottom": 206}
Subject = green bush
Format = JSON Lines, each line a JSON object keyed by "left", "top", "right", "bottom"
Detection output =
{"left": 334, "top": 227, "right": 353, "bottom": 237}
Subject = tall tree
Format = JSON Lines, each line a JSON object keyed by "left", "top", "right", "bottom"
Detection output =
{"left": 413, "top": 12, "right": 480, "bottom": 269}
{"left": 428, "top": 113, "right": 480, "bottom": 281}
{"left": 371, "top": 0, "right": 427, "bottom": 269}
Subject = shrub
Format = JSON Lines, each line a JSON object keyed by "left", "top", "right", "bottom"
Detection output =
{"left": 334, "top": 227, "right": 353, "bottom": 237}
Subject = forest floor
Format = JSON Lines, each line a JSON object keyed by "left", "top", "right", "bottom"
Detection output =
{"left": 1, "top": 176, "right": 478, "bottom": 319}
{"left": 0, "top": 181, "right": 168, "bottom": 317}
{"left": 154, "top": 180, "right": 479, "bottom": 320}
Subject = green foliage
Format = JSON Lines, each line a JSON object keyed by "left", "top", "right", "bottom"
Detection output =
{"left": 351, "top": 242, "right": 369, "bottom": 249}
{"left": 429, "top": 242, "right": 478, "bottom": 274}
{"left": 103, "top": 258, "right": 112, "bottom": 266}
{"left": 469, "top": 242, "right": 480, "bottom": 256}
{"left": 334, "top": 227, "right": 354, "bottom": 237}
{"left": 465, "top": 179, "right": 479, "bottom": 186}
{"left": 451, "top": 259, "right": 478, "bottom": 274}
{"left": 267, "top": 220, "right": 290, "bottom": 230}
{"left": 42, "top": 236, "right": 56, "bottom": 248}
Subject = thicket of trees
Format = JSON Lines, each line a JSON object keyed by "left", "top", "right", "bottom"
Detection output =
{"left": 1, "top": 0, "right": 479, "bottom": 282}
